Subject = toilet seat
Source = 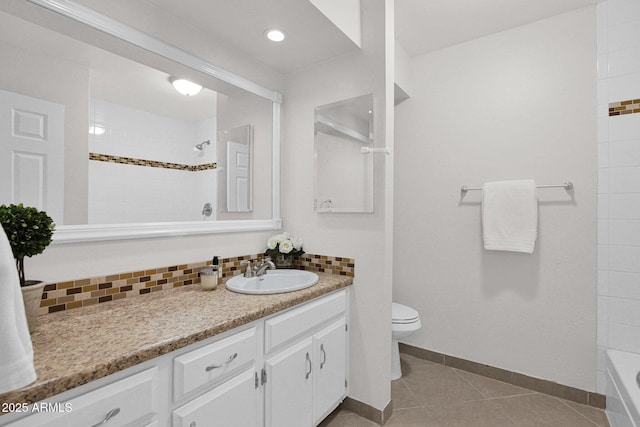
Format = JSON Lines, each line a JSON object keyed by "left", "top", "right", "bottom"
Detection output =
{"left": 392, "top": 302, "right": 419, "bottom": 324}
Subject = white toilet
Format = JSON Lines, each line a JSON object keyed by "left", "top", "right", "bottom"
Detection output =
{"left": 391, "top": 302, "right": 422, "bottom": 380}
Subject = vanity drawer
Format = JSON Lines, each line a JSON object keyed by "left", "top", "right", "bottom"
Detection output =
{"left": 172, "top": 368, "right": 258, "bottom": 427}
{"left": 265, "top": 289, "right": 346, "bottom": 354}
{"left": 174, "top": 326, "right": 257, "bottom": 401}
{"left": 7, "top": 367, "right": 158, "bottom": 427}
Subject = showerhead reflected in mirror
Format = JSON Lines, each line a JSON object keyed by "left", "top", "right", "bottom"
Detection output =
{"left": 314, "top": 94, "right": 374, "bottom": 213}
{"left": 193, "top": 140, "right": 211, "bottom": 151}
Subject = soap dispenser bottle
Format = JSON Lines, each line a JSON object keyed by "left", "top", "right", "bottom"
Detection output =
{"left": 212, "top": 256, "right": 220, "bottom": 286}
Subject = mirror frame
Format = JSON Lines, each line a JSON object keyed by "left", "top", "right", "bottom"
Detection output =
{"left": 25, "top": 0, "right": 282, "bottom": 244}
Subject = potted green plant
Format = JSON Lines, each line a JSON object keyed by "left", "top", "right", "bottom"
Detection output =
{"left": 0, "top": 204, "right": 55, "bottom": 332}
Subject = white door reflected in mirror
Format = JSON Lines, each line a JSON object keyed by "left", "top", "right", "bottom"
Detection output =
{"left": 218, "top": 124, "right": 253, "bottom": 214}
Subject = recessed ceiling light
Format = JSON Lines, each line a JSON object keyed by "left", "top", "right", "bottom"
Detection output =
{"left": 265, "top": 29, "right": 286, "bottom": 42}
{"left": 170, "top": 77, "right": 203, "bottom": 96}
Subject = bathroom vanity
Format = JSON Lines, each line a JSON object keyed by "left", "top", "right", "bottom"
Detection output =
{"left": 0, "top": 274, "right": 351, "bottom": 427}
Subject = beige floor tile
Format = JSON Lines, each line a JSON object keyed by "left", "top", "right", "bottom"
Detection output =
{"left": 489, "top": 394, "right": 600, "bottom": 426}
{"left": 385, "top": 407, "right": 437, "bottom": 426}
{"left": 454, "top": 368, "right": 537, "bottom": 399}
{"left": 318, "top": 413, "right": 379, "bottom": 427}
{"left": 400, "top": 353, "right": 437, "bottom": 378}
{"left": 393, "top": 379, "right": 422, "bottom": 409}
{"left": 560, "top": 399, "right": 611, "bottom": 427}
{"left": 426, "top": 400, "right": 518, "bottom": 427}
{"left": 402, "top": 364, "right": 485, "bottom": 407}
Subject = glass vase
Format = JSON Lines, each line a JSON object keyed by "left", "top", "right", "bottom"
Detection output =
{"left": 275, "top": 254, "right": 294, "bottom": 269}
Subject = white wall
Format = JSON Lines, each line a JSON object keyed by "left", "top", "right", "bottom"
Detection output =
{"left": 308, "top": 0, "right": 361, "bottom": 47}
{"left": 394, "top": 8, "right": 597, "bottom": 392}
{"left": 596, "top": 0, "right": 640, "bottom": 394}
{"left": 282, "top": 0, "right": 393, "bottom": 412}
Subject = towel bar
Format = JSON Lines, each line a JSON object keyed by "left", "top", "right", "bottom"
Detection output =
{"left": 460, "top": 182, "right": 573, "bottom": 193}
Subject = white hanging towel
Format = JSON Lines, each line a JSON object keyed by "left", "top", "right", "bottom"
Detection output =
{"left": 482, "top": 179, "right": 538, "bottom": 253}
{"left": 0, "top": 226, "right": 36, "bottom": 393}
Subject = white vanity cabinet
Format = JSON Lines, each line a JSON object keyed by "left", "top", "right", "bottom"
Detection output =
{"left": 264, "top": 289, "right": 348, "bottom": 427}
{"left": 1, "top": 288, "right": 349, "bottom": 427}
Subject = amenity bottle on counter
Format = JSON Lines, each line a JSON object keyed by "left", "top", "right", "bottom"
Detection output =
{"left": 200, "top": 256, "right": 219, "bottom": 290}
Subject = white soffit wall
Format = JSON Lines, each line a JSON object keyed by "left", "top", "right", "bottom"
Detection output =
{"left": 308, "top": 0, "right": 361, "bottom": 48}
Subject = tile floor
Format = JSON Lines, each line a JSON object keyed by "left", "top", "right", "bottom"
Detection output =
{"left": 320, "top": 353, "right": 610, "bottom": 427}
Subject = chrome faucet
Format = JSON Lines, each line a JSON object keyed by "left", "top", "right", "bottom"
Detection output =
{"left": 243, "top": 258, "right": 276, "bottom": 278}
{"left": 254, "top": 258, "right": 276, "bottom": 277}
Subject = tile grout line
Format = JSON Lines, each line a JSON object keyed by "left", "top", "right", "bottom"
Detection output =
{"left": 398, "top": 377, "right": 427, "bottom": 412}
{"left": 450, "top": 368, "right": 527, "bottom": 427}
{"left": 452, "top": 367, "right": 492, "bottom": 400}
{"left": 555, "top": 397, "right": 604, "bottom": 427}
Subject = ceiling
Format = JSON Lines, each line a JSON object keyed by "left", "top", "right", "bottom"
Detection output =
{"left": 146, "top": 0, "right": 359, "bottom": 75}
{"left": 395, "top": 0, "right": 602, "bottom": 57}
{"left": 147, "top": 0, "right": 604, "bottom": 70}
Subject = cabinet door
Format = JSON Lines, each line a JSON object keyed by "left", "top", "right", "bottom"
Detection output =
{"left": 264, "top": 337, "right": 313, "bottom": 427}
{"left": 313, "top": 318, "right": 347, "bottom": 424}
{"left": 172, "top": 368, "right": 259, "bottom": 427}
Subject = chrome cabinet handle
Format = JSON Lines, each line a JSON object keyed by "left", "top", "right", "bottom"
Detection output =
{"left": 305, "top": 352, "right": 312, "bottom": 379}
{"left": 637, "top": 371, "right": 640, "bottom": 388}
{"left": 205, "top": 352, "right": 238, "bottom": 372}
{"left": 90, "top": 408, "right": 120, "bottom": 427}
{"left": 320, "top": 344, "right": 327, "bottom": 369}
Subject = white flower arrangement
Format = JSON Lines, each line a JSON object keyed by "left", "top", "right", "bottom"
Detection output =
{"left": 265, "top": 232, "right": 304, "bottom": 259}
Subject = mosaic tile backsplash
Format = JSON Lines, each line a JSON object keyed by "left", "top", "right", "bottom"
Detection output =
{"left": 609, "top": 98, "right": 640, "bottom": 116}
{"left": 38, "top": 254, "right": 355, "bottom": 315}
{"left": 89, "top": 153, "right": 217, "bottom": 171}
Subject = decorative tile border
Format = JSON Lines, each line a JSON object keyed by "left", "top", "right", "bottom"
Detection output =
{"left": 39, "top": 253, "right": 354, "bottom": 315}
{"left": 89, "top": 153, "right": 217, "bottom": 171}
{"left": 609, "top": 99, "right": 640, "bottom": 116}
{"left": 297, "top": 254, "right": 355, "bottom": 277}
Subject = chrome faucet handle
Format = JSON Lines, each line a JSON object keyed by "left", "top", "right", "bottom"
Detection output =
{"left": 242, "top": 260, "right": 255, "bottom": 278}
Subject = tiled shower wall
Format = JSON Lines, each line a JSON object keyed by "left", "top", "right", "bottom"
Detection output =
{"left": 88, "top": 98, "right": 218, "bottom": 223}
{"left": 596, "top": 0, "right": 640, "bottom": 394}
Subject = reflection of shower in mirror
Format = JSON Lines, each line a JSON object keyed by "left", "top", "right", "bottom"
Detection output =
{"left": 193, "top": 140, "right": 211, "bottom": 151}
{"left": 202, "top": 202, "right": 213, "bottom": 218}
{"left": 314, "top": 199, "right": 333, "bottom": 211}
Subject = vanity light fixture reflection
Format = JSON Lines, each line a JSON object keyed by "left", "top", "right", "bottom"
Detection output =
{"left": 170, "top": 77, "right": 203, "bottom": 96}
{"left": 89, "top": 124, "right": 105, "bottom": 135}
{"left": 265, "top": 29, "right": 286, "bottom": 42}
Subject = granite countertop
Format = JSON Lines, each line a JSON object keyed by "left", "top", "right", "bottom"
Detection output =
{"left": 0, "top": 272, "right": 352, "bottom": 406}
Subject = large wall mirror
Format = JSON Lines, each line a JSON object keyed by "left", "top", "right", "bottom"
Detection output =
{"left": 314, "top": 94, "right": 374, "bottom": 213}
{"left": 0, "top": 0, "right": 281, "bottom": 243}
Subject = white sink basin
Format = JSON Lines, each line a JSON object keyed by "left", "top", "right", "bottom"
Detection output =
{"left": 225, "top": 270, "right": 319, "bottom": 295}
